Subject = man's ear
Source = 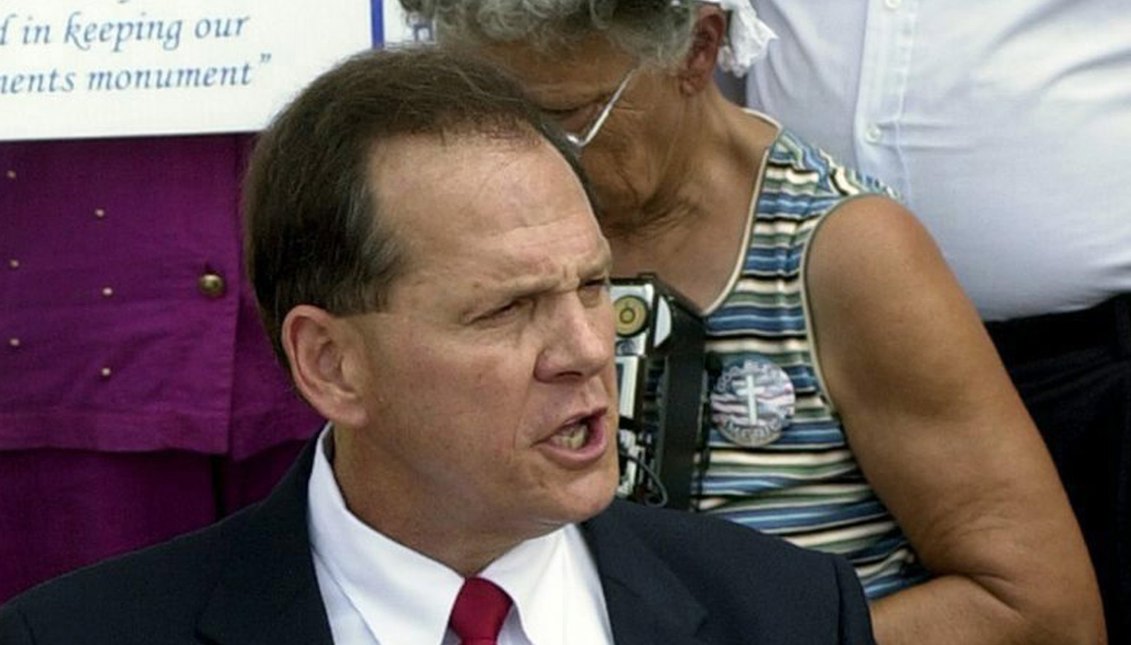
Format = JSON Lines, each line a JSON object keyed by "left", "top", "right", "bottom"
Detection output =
{"left": 281, "top": 305, "right": 369, "bottom": 428}
{"left": 679, "top": 7, "right": 726, "bottom": 95}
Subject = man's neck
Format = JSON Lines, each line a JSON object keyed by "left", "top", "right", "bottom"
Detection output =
{"left": 327, "top": 428, "right": 549, "bottom": 577}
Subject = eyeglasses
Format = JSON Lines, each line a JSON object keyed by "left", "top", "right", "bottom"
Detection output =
{"left": 563, "top": 67, "right": 638, "bottom": 149}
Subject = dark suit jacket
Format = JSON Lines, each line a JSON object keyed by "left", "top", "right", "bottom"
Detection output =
{"left": 0, "top": 440, "right": 875, "bottom": 644}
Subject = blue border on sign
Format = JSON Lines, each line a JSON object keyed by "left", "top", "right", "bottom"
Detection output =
{"left": 371, "top": 0, "right": 384, "bottom": 45}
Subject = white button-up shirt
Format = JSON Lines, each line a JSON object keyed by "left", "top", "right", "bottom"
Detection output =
{"left": 746, "top": 0, "right": 1131, "bottom": 320}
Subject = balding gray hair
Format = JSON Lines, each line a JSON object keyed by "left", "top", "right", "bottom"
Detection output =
{"left": 401, "top": 0, "right": 697, "bottom": 67}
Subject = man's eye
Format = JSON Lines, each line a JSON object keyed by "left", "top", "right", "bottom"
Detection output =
{"left": 579, "top": 277, "right": 611, "bottom": 304}
{"left": 484, "top": 299, "right": 527, "bottom": 321}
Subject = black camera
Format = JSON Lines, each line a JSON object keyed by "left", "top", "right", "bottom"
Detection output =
{"left": 611, "top": 275, "right": 706, "bottom": 510}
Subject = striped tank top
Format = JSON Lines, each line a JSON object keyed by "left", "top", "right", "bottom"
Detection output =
{"left": 691, "top": 124, "right": 930, "bottom": 598}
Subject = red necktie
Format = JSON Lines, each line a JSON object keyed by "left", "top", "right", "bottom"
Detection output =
{"left": 449, "top": 577, "right": 513, "bottom": 645}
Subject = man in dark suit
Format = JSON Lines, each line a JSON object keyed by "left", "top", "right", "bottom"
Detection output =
{"left": 0, "top": 47, "right": 874, "bottom": 644}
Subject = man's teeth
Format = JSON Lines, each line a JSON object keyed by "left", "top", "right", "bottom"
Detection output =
{"left": 550, "top": 422, "right": 589, "bottom": 450}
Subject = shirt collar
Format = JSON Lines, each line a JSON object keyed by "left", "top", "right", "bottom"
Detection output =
{"left": 306, "top": 426, "right": 606, "bottom": 645}
{"left": 308, "top": 427, "right": 462, "bottom": 644}
{"left": 483, "top": 522, "right": 610, "bottom": 645}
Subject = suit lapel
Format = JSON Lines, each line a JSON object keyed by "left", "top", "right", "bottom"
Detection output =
{"left": 196, "top": 438, "right": 334, "bottom": 645}
{"left": 582, "top": 501, "right": 712, "bottom": 645}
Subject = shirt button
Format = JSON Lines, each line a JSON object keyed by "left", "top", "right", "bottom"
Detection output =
{"left": 5, "top": 170, "right": 15, "bottom": 180}
{"left": 198, "top": 272, "right": 226, "bottom": 298}
{"left": 865, "top": 124, "right": 883, "bottom": 143}
{"left": 885, "top": 0, "right": 902, "bottom": 9}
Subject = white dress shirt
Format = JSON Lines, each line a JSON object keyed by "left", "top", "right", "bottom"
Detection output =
{"left": 307, "top": 428, "right": 615, "bottom": 645}
{"left": 745, "top": 0, "right": 1131, "bottom": 320}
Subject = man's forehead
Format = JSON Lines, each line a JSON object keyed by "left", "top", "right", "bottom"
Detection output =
{"left": 365, "top": 130, "right": 601, "bottom": 275}
{"left": 490, "top": 234, "right": 612, "bottom": 282}
{"left": 367, "top": 132, "right": 544, "bottom": 206}
{"left": 418, "top": 212, "right": 611, "bottom": 287}
{"left": 391, "top": 232, "right": 611, "bottom": 315}
{"left": 367, "top": 132, "right": 588, "bottom": 230}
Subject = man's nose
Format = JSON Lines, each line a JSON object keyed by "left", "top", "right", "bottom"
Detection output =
{"left": 534, "top": 294, "right": 614, "bottom": 382}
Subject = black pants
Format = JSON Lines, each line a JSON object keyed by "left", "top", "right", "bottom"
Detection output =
{"left": 987, "top": 295, "right": 1131, "bottom": 644}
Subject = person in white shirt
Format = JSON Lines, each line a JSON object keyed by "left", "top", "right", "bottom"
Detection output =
{"left": 0, "top": 46, "right": 877, "bottom": 645}
{"left": 744, "top": 2, "right": 1130, "bottom": 641}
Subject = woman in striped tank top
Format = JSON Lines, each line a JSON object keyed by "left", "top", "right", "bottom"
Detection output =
{"left": 402, "top": 0, "right": 1104, "bottom": 642}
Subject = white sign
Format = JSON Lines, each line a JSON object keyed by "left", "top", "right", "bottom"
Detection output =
{"left": 0, "top": 0, "right": 397, "bottom": 140}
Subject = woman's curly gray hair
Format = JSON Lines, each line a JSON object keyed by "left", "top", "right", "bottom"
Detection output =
{"left": 401, "top": 0, "right": 697, "bottom": 66}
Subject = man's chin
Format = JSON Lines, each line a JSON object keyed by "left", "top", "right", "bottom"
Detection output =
{"left": 560, "top": 467, "right": 620, "bottom": 523}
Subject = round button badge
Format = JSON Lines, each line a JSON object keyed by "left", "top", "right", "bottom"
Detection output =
{"left": 710, "top": 357, "right": 796, "bottom": 447}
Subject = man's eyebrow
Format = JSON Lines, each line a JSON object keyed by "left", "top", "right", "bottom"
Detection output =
{"left": 492, "top": 248, "right": 613, "bottom": 299}
{"left": 581, "top": 246, "right": 614, "bottom": 278}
